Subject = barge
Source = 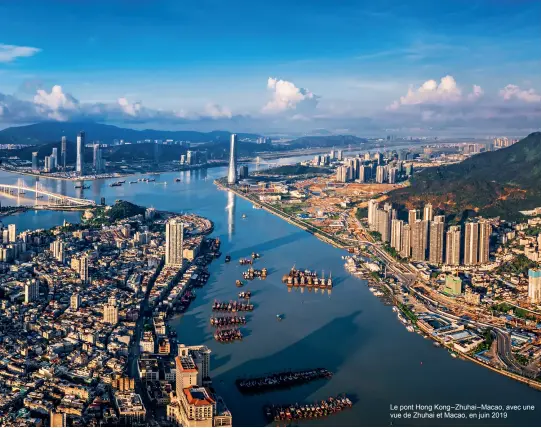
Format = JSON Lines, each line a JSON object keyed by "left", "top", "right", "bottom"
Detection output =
{"left": 264, "top": 395, "right": 352, "bottom": 422}
{"left": 237, "top": 368, "right": 332, "bottom": 394}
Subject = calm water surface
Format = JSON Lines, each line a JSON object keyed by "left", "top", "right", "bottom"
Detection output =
{"left": 0, "top": 159, "right": 539, "bottom": 427}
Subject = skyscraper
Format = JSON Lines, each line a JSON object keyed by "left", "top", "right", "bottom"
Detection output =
{"left": 478, "top": 220, "right": 492, "bottom": 264}
{"left": 528, "top": 269, "right": 541, "bottom": 304}
{"left": 376, "top": 208, "right": 391, "bottom": 242}
{"left": 24, "top": 280, "right": 39, "bottom": 304}
{"left": 50, "top": 240, "right": 64, "bottom": 263}
{"left": 79, "top": 255, "right": 89, "bottom": 283}
{"left": 411, "top": 219, "right": 427, "bottom": 261}
{"left": 400, "top": 223, "right": 411, "bottom": 258}
{"left": 103, "top": 297, "right": 119, "bottom": 324}
{"left": 367, "top": 200, "right": 379, "bottom": 231}
{"left": 32, "top": 152, "right": 39, "bottom": 171}
{"left": 336, "top": 166, "right": 349, "bottom": 183}
{"left": 93, "top": 144, "right": 104, "bottom": 173}
{"left": 76, "top": 131, "right": 85, "bottom": 175}
{"left": 51, "top": 147, "right": 58, "bottom": 170}
{"left": 445, "top": 225, "right": 461, "bottom": 265}
{"left": 166, "top": 218, "right": 184, "bottom": 267}
{"left": 61, "top": 136, "right": 67, "bottom": 170}
{"left": 423, "top": 203, "right": 434, "bottom": 222}
{"left": 375, "top": 165, "right": 387, "bottom": 183}
{"left": 464, "top": 222, "right": 480, "bottom": 266}
{"left": 408, "top": 209, "right": 419, "bottom": 226}
{"left": 227, "top": 133, "right": 237, "bottom": 184}
{"left": 8, "top": 224, "right": 16, "bottom": 243}
{"left": 391, "top": 219, "right": 403, "bottom": 250}
{"left": 429, "top": 216, "right": 445, "bottom": 264}
{"left": 70, "top": 293, "right": 81, "bottom": 311}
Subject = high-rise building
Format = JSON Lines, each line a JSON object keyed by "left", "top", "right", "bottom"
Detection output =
{"left": 528, "top": 269, "right": 541, "bottom": 304}
{"left": 478, "top": 220, "right": 492, "bottom": 264}
{"left": 93, "top": 144, "right": 104, "bottom": 173}
{"left": 408, "top": 209, "right": 419, "bottom": 226}
{"left": 423, "top": 203, "right": 434, "bottom": 222}
{"left": 79, "top": 255, "right": 89, "bottom": 283}
{"left": 464, "top": 222, "right": 480, "bottom": 266}
{"left": 177, "top": 344, "right": 212, "bottom": 386}
{"left": 336, "top": 166, "right": 349, "bottom": 183}
{"left": 24, "top": 280, "right": 39, "bottom": 304}
{"left": 391, "top": 219, "right": 403, "bottom": 250}
{"left": 50, "top": 411, "right": 67, "bottom": 427}
{"left": 375, "top": 165, "right": 387, "bottom": 183}
{"left": 367, "top": 200, "right": 379, "bottom": 231}
{"left": 44, "top": 156, "right": 52, "bottom": 172}
{"left": 400, "top": 223, "right": 411, "bottom": 258}
{"left": 50, "top": 240, "right": 64, "bottom": 263}
{"left": 32, "top": 152, "right": 39, "bottom": 171}
{"left": 429, "top": 217, "right": 445, "bottom": 264}
{"left": 227, "top": 134, "right": 237, "bottom": 184}
{"left": 411, "top": 219, "right": 427, "bottom": 261}
{"left": 76, "top": 131, "right": 85, "bottom": 175}
{"left": 51, "top": 147, "right": 58, "bottom": 170}
{"left": 337, "top": 150, "right": 343, "bottom": 161}
{"left": 443, "top": 275, "right": 462, "bottom": 296}
{"left": 70, "top": 293, "right": 81, "bottom": 311}
{"left": 359, "top": 165, "right": 370, "bottom": 183}
{"left": 238, "top": 165, "right": 249, "bottom": 179}
{"left": 8, "top": 224, "right": 16, "bottom": 243}
{"left": 61, "top": 136, "right": 67, "bottom": 170}
{"left": 388, "top": 167, "right": 398, "bottom": 184}
{"left": 166, "top": 218, "right": 184, "bottom": 267}
{"left": 445, "top": 225, "right": 461, "bottom": 266}
{"left": 103, "top": 296, "right": 119, "bottom": 324}
{"left": 376, "top": 208, "right": 391, "bottom": 242}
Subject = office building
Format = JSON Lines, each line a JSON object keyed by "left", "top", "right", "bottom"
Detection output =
{"left": 478, "top": 220, "right": 492, "bottom": 264}
{"left": 400, "top": 224, "right": 411, "bottom": 258}
{"left": 443, "top": 275, "right": 462, "bottom": 296}
{"left": 76, "top": 131, "right": 85, "bottom": 175}
{"left": 50, "top": 411, "right": 66, "bottom": 427}
{"left": 24, "top": 280, "right": 39, "bottom": 304}
{"left": 367, "top": 200, "right": 379, "bottom": 231}
{"left": 464, "top": 222, "right": 480, "bottom": 266}
{"left": 8, "top": 224, "right": 16, "bottom": 243}
{"left": 104, "top": 296, "right": 119, "bottom": 324}
{"left": 336, "top": 166, "right": 348, "bottom": 183}
{"left": 391, "top": 219, "right": 403, "bottom": 250}
{"left": 93, "top": 144, "right": 104, "bottom": 173}
{"left": 376, "top": 208, "right": 391, "bottom": 242}
{"left": 32, "top": 152, "right": 39, "bottom": 171}
{"left": 227, "top": 134, "right": 237, "bottom": 184}
{"left": 411, "top": 219, "right": 427, "bottom": 261}
{"left": 70, "top": 293, "right": 81, "bottom": 311}
{"left": 166, "top": 218, "right": 184, "bottom": 267}
{"left": 51, "top": 147, "right": 58, "bottom": 170}
{"left": 428, "top": 216, "right": 445, "bottom": 264}
{"left": 61, "top": 136, "right": 67, "bottom": 170}
{"left": 445, "top": 225, "right": 461, "bottom": 266}
{"left": 528, "top": 269, "right": 541, "bottom": 304}
{"left": 423, "top": 203, "right": 434, "bottom": 222}
{"left": 238, "top": 165, "right": 249, "bottom": 179}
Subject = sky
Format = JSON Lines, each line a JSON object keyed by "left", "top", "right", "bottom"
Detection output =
{"left": 0, "top": 0, "right": 540, "bottom": 136}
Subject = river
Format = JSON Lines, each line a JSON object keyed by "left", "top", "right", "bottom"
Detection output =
{"left": 0, "top": 155, "right": 539, "bottom": 427}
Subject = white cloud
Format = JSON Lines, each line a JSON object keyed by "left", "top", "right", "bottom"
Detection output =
{"left": 33, "top": 85, "right": 79, "bottom": 121}
{"left": 499, "top": 84, "right": 541, "bottom": 103}
{"left": 117, "top": 97, "right": 143, "bottom": 116}
{"left": 204, "top": 103, "right": 232, "bottom": 119}
{"left": 263, "top": 77, "right": 319, "bottom": 113}
{"left": 467, "top": 84, "right": 484, "bottom": 100}
{"left": 0, "top": 43, "right": 41, "bottom": 63}
{"left": 387, "top": 75, "right": 468, "bottom": 110}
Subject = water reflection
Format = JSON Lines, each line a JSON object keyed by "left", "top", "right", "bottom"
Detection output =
{"left": 226, "top": 191, "right": 235, "bottom": 241}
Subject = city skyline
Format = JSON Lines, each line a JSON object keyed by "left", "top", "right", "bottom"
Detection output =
{"left": 0, "top": 0, "right": 539, "bottom": 135}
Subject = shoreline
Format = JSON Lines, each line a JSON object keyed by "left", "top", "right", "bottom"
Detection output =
{"left": 215, "top": 180, "right": 541, "bottom": 393}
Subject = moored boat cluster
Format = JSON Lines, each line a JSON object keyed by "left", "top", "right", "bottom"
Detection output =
{"left": 212, "top": 300, "right": 254, "bottom": 312}
{"left": 210, "top": 316, "right": 247, "bottom": 327}
{"left": 282, "top": 266, "right": 333, "bottom": 288}
{"left": 236, "top": 368, "right": 333, "bottom": 393}
{"left": 214, "top": 328, "right": 243, "bottom": 343}
{"left": 264, "top": 395, "right": 353, "bottom": 422}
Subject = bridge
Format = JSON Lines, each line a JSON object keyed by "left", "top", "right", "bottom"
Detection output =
{"left": 253, "top": 157, "right": 278, "bottom": 167}
{"left": 0, "top": 179, "right": 96, "bottom": 208}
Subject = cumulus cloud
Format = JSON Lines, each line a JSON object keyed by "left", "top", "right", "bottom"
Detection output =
{"left": 263, "top": 77, "right": 319, "bottom": 113}
{"left": 0, "top": 43, "right": 41, "bottom": 63}
{"left": 117, "top": 97, "right": 144, "bottom": 117}
{"left": 467, "top": 84, "right": 484, "bottom": 101}
{"left": 204, "top": 103, "right": 232, "bottom": 119}
{"left": 499, "top": 84, "right": 541, "bottom": 103}
{"left": 33, "top": 85, "right": 79, "bottom": 121}
{"left": 387, "top": 75, "right": 472, "bottom": 110}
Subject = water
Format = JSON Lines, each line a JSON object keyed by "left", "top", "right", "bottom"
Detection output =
{"left": 0, "top": 162, "right": 539, "bottom": 426}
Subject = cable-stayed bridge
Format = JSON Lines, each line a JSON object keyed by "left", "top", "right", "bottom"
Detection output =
{"left": 0, "top": 179, "right": 96, "bottom": 208}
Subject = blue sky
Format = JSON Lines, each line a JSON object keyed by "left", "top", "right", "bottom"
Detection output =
{"left": 0, "top": 0, "right": 540, "bottom": 135}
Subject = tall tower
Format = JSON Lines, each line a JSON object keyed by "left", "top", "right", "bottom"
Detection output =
{"left": 423, "top": 203, "right": 434, "bottom": 222}
{"left": 400, "top": 223, "right": 411, "bottom": 258}
{"left": 478, "top": 220, "right": 492, "bottom": 264}
{"left": 76, "top": 131, "right": 85, "bottom": 175}
{"left": 166, "top": 218, "right": 184, "bottom": 267}
{"left": 93, "top": 144, "right": 103, "bottom": 173}
{"left": 79, "top": 255, "right": 89, "bottom": 283}
{"left": 428, "top": 216, "right": 445, "bottom": 264}
{"left": 227, "top": 133, "right": 238, "bottom": 184}
{"left": 411, "top": 219, "right": 427, "bottom": 261}
{"left": 445, "top": 225, "right": 461, "bottom": 266}
{"left": 61, "top": 136, "right": 67, "bottom": 170}
{"left": 408, "top": 209, "right": 419, "bottom": 226}
{"left": 391, "top": 219, "right": 403, "bottom": 250}
{"left": 32, "top": 152, "right": 39, "bottom": 171}
{"left": 464, "top": 222, "right": 480, "bottom": 266}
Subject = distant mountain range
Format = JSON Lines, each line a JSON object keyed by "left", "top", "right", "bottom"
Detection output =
{"left": 388, "top": 132, "right": 541, "bottom": 221}
{"left": 0, "top": 122, "right": 260, "bottom": 145}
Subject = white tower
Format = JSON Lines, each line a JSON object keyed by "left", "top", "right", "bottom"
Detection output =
{"left": 227, "top": 133, "right": 237, "bottom": 184}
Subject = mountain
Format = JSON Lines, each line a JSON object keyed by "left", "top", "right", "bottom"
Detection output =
{"left": 388, "top": 132, "right": 541, "bottom": 221}
{"left": 0, "top": 122, "right": 260, "bottom": 145}
{"left": 285, "top": 135, "right": 367, "bottom": 148}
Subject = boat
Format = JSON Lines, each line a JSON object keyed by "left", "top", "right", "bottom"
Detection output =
{"left": 406, "top": 325, "right": 414, "bottom": 332}
{"left": 118, "top": 180, "right": 126, "bottom": 184}
{"left": 238, "top": 291, "right": 251, "bottom": 299}
{"left": 276, "top": 314, "right": 283, "bottom": 321}
{"left": 214, "top": 328, "right": 243, "bottom": 343}
{"left": 175, "top": 178, "right": 181, "bottom": 182}
{"left": 264, "top": 394, "right": 352, "bottom": 422}
{"left": 225, "top": 255, "right": 231, "bottom": 263}
{"left": 74, "top": 184, "right": 89, "bottom": 189}
{"left": 236, "top": 368, "right": 332, "bottom": 393}
{"left": 235, "top": 280, "right": 244, "bottom": 287}
{"left": 130, "top": 181, "right": 138, "bottom": 184}
{"left": 242, "top": 214, "right": 247, "bottom": 219}
{"left": 109, "top": 182, "right": 122, "bottom": 187}
{"left": 251, "top": 252, "right": 260, "bottom": 259}
{"left": 450, "top": 352, "right": 458, "bottom": 358}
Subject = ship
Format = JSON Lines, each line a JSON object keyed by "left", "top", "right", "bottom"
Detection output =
{"left": 130, "top": 181, "right": 138, "bottom": 184}
{"left": 109, "top": 182, "right": 122, "bottom": 187}
{"left": 175, "top": 178, "right": 181, "bottom": 182}
{"left": 251, "top": 252, "right": 260, "bottom": 259}
{"left": 225, "top": 255, "right": 231, "bottom": 263}
{"left": 242, "top": 214, "right": 247, "bottom": 218}
{"left": 235, "top": 280, "right": 244, "bottom": 287}
{"left": 239, "top": 258, "right": 253, "bottom": 265}
{"left": 74, "top": 184, "right": 90, "bottom": 189}
{"left": 282, "top": 266, "right": 332, "bottom": 289}
{"left": 238, "top": 291, "right": 251, "bottom": 299}
{"left": 214, "top": 328, "right": 243, "bottom": 343}
{"left": 242, "top": 267, "right": 268, "bottom": 280}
